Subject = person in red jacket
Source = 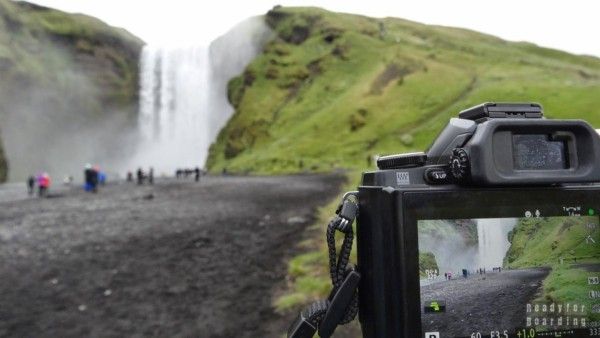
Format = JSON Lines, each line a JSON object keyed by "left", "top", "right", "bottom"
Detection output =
{"left": 38, "top": 172, "right": 51, "bottom": 197}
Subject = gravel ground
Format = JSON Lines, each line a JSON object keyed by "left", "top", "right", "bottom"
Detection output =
{"left": 0, "top": 174, "right": 345, "bottom": 338}
{"left": 421, "top": 268, "right": 550, "bottom": 336}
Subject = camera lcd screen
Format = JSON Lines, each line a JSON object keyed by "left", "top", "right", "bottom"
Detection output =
{"left": 418, "top": 214, "right": 599, "bottom": 338}
{"left": 512, "top": 134, "right": 568, "bottom": 170}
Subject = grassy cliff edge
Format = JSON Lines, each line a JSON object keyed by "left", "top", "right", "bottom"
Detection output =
{"left": 207, "top": 6, "right": 600, "bottom": 175}
{"left": 205, "top": 7, "right": 600, "bottom": 327}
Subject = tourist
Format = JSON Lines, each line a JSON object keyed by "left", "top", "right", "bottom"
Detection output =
{"left": 38, "top": 172, "right": 50, "bottom": 197}
{"left": 91, "top": 166, "right": 99, "bottom": 192}
{"left": 27, "top": 175, "right": 35, "bottom": 196}
{"left": 96, "top": 166, "right": 106, "bottom": 186}
{"left": 137, "top": 168, "right": 144, "bottom": 185}
{"left": 84, "top": 164, "right": 95, "bottom": 192}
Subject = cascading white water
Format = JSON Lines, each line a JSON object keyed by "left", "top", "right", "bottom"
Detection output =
{"left": 131, "top": 17, "right": 272, "bottom": 174}
{"left": 476, "top": 218, "right": 517, "bottom": 269}
{"left": 138, "top": 46, "right": 212, "bottom": 170}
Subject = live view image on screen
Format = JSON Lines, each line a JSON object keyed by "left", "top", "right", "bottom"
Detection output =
{"left": 418, "top": 215, "right": 600, "bottom": 338}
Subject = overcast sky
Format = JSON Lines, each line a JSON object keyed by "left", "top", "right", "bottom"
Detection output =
{"left": 27, "top": 0, "right": 600, "bottom": 57}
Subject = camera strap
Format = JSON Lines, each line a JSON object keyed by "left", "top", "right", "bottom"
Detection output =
{"left": 287, "top": 192, "right": 360, "bottom": 338}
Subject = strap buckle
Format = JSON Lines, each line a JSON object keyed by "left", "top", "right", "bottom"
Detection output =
{"left": 336, "top": 191, "right": 358, "bottom": 233}
{"left": 287, "top": 311, "right": 317, "bottom": 338}
{"left": 318, "top": 270, "right": 361, "bottom": 338}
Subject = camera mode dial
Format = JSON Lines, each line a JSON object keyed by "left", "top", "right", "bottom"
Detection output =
{"left": 449, "top": 148, "right": 470, "bottom": 181}
{"left": 377, "top": 152, "right": 427, "bottom": 170}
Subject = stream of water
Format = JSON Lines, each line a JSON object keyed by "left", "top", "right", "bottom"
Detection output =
{"left": 131, "top": 17, "right": 272, "bottom": 174}
{"left": 476, "top": 218, "right": 517, "bottom": 270}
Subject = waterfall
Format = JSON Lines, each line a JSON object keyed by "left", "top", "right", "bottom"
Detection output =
{"left": 477, "top": 218, "right": 517, "bottom": 269}
{"left": 137, "top": 45, "right": 212, "bottom": 170}
{"left": 131, "top": 17, "right": 272, "bottom": 174}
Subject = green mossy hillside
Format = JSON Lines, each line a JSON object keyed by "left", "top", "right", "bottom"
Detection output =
{"left": 504, "top": 216, "right": 598, "bottom": 268}
{"left": 419, "top": 252, "right": 439, "bottom": 277}
{"left": 505, "top": 216, "right": 600, "bottom": 324}
{"left": 207, "top": 6, "right": 600, "bottom": 174}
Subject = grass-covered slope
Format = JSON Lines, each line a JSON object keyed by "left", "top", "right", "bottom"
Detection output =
{"left": 207, "top": 6, "right": 600, "bottom": 174}
{"left": 0, "top": 0, "right": 143, "bottom": 181}
{"left": 0, "top": 0, "right": 142, "bottom": 106}
{"left": 505, "top": 216, "right": 599, "bottom": 268}
{"left": 504, "top": 216, "right": 600, "bottom": 323}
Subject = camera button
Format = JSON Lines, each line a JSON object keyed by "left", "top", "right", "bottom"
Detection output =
{"left": 449, "top": 148, "right": 470, "bottom": 181}
{"left": 425, "top": 168, "right": 450, "bottom": 184}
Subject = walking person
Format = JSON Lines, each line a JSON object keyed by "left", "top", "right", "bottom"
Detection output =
{"left": 38, "top": 172, "right": 50, "bottom": 197}
{"left": 148, "top": 167, "right": 154, "bottom": 185}
{"left": 194, "top": 167, "right": 200, "bottom": 182}
{"left": 27, "top": 175, "right": 35, "bottom": 196}
{"left": 137, "top": 168, "right": 144, "bottom": 185}
{"left": 90, "top": 166, "right": 99, "bottom": 193}
{"left": 84, "top": 164, "right": 94, "bottom": 192}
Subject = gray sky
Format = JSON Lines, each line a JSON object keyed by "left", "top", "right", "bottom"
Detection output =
{"left": 27, "top": 0, "right": 600, "bottom": 57}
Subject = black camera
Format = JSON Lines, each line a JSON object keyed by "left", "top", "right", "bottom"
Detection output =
{"left": 358, "top": 103, "right": 600, "bottom": 338}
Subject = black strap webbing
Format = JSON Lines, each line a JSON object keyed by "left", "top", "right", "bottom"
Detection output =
{"left": 287, "top": 193, "right": 360, "bottom": 338}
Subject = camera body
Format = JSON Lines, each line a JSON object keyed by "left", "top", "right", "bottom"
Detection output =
{"left": 357, "top": 103, "right": 600, "bottom": 338}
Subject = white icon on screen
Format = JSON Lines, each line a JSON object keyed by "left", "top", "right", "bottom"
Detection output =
{"left": 425, "top": 332, "right": 440, "bottom": 338}
{"left": 563, "top": 206, "right": 582, "bottom": 216}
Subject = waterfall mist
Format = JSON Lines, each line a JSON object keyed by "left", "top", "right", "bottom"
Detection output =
{"left": 0, "top": 51, "right": 138, "bottom": 183}
{"left": 419, "top": 218, "right": 517, "bottom": 276}
{"left": 0, "top": 16, "right": 270, "bottom": 182}
{"left": 129, "top": 16, "right": 272, "bottom": 175}
{"left": 419, "top": 220, "right": 479, "bottom": 275}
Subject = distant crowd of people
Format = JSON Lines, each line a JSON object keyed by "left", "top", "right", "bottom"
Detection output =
{"left": 127, "top": 167, "right": 154, "bottom": 185}
{"left": 175, "top": 167, "right": 203, "bottom": 182}
{"left": 25, "top": 164, "right": 206, "bottom": 196}
{"left": 438, "top": 266, "right": 504, "bottom": 281}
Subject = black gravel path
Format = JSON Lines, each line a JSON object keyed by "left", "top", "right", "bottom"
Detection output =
{"left": 421, "top": 268, "right": 550, "bottom": 336}
{"left": 0, "top": 174, "right": 344, "bottom": 338}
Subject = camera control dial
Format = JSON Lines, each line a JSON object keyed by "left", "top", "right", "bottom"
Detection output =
{"left": 377, "top": 152, "right": 427, "bottom": 170}
{"left": 450, "top": 148, "right": 470, "bottom": 181}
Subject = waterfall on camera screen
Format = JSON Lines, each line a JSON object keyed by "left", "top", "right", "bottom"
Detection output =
{"left": 131, "top": 17, "right": 272, "bottom": 174}
{"left": 476, "top": 218, "right": 517, "bottom": 269}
